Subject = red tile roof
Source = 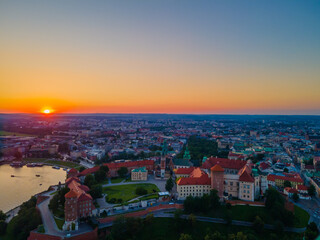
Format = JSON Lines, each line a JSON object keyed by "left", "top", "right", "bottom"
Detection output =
{"left": 239, "top": 170, "right": 254, "bottom": 182}
{"left": 202, "top": 157, "right": 247, "bottom": 170}
{"left": 189, "top": 168, "right": 203, "bottom": 178}
{"left": 259, "top": 162, "right": 271, "bottom": 170}
{"left": 65, "top": 189, "right": 78, "bottom": 199}
{"left": 78, "top": 166, "right": 100, "bottom": 177}
{"left": 177, "top": 173, "right": 211, "bottom": 186}
{"left": 69, "top": 168, "right": 78, "bottom": 174}
{"left": 65, "top": 179, "right": 93, "bottom": 200}
{"left": 210, "top": 164, "right": 224, "bottom": 172}
{"left": 28, "top": 232, "right": 62, "bottom": 240}
{"left": 297, "top": 185, "right": 308, "bottom": 191}
{"left": 78, "top": 160, "right": 155, "bottom": 177}
{"left": 267, "top": 174, "right": 304, "bottom": 183}
{"left": 175, "top": 167, "right": 195, "bottom": 175}
{"left": 104, "top": 160, "right": 154, "bottom": 170}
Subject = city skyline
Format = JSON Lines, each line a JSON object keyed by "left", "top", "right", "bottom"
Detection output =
{"left": 1, "top": 1, "right": 320, "bottom": 114}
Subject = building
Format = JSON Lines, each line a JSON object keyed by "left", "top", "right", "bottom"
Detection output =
{"left": 175, "top": 167, "right": 195, "bottom": 178}
{"left": 131, "top": 167, "right": 148, "bottom": 181}
{"left": 160, "top": 141, "right": 168, "bottom": 178}
{"left": 267, "top": 173, "right": 304, "bottom": 188}
{"left": 63, "top": 177, "right": 95, "bottom": 231}
{"left": 177, "top": 160, "right": 258, "bottom": 201}
{"left": 177, "top": 168, "right": 211, "bottom": 199}
{"left": 169, "top": 158, "right": 193, "bottom": 170}
{"left": 78, "top": 160, "right": 155, "bottom": 178}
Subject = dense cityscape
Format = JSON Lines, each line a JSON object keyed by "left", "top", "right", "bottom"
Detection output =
{"left": 1, "top": 0, "right": 320, "bottom": 239}
{"left": 0, "top": 114, "right": 319, "bottom": 239}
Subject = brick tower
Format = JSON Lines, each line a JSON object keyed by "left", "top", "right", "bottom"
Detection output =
{"left": 210, "top": 164, "right": 224, "bottom": 198}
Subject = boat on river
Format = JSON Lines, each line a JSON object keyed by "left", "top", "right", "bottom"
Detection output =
{"left": 10, "top": 162, "right": 24, "bottom": 168}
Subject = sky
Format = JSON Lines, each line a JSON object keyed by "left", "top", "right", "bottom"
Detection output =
{"left": 0, "top": 0, "right": 320, "bottom": 114}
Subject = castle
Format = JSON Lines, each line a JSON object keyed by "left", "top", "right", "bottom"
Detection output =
{"left": 176, "top": 157, "right": 263, "bottom": 201}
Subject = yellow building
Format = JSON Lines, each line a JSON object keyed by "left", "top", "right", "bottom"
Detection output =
{"left": 131, "top": 167, "right": 148, "bottom": 181}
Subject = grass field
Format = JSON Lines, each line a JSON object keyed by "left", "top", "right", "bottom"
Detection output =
{"left": 111, "top": 177, "right": 126, "bottom": 183}
{"left": 293, "top": 205, "right": 310, "bottom": 228}
{"left": 130, "top": 217, "right": 302, "bottom": 240}
{"left": 45, "top": 160, "right": 80, "bottom": 169}
{"left": 198, "top": 204, "right": 309, "bottom": 228}
{"left": 103, "top": 183, "right": 160, "bottom": 203}
{"left": 23, "top": 158, "right": 48, "bottom": 163}
{"left": 0, "top": 131, "right": 35, "bottom": 137}
{"left": 54, "top": 216, "right": 64, "bottom": 230}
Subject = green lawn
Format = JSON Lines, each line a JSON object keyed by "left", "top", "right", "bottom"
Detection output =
{"left": 198, "top": 204, "right": 309, "bottom": 228}
{"left": 111, "top": 177, "right": 125, "bottom": 184}
{"left": 0, "top": 131, "right": 35, "bottom": 137}
{"left": 45, "top": 160, "right": 80, "bottom": 168}
{"left": 54, "top": 217, "right": 64, "bottom": 230}
{"left": 23, "top": 158, "right": 48, "bottom": 163}
{"left": 130, "top": 217, "right": 302, "bottom": 240}
{"left": 103, "top": 183, "right": 160, "bottom": 203}
{"left": 139, "top": 194, "right": 159, "bottom": 201}
{"left": 293, "top": 205, "right": 310, "bottom": 228}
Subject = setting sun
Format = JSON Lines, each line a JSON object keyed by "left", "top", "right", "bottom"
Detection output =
{"left": 43, "top": 109, "right": 52, "bottom": 114}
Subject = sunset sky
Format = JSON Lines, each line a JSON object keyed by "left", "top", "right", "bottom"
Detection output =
{"left": 1, "top": 1, "right": 320, "bottom": 114}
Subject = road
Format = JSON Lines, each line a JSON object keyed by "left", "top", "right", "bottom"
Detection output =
{"left": 37, "top": 187, "right": 65, "bottom": 237}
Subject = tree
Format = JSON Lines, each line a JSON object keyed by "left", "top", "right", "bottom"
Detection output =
{"left": 188, "top": 214, "right": 196, "bottom": 227}
{"left": 305, "top": 222, "right": 319, "bottom": 240}
{"left": 144, "top": 214, "right": 154, "bottom": 225}
{"left": 284, "top": 180, "right": 291, "bottom": 188}
{"left": 274, "top": 220, "right": 284, "bottom": 235}
{"left": 0, "top": 220, "right": 7, "bottom": 235}
{"left": 253, "top": 216, "right": 264, "bottom": 234}
{"left": 0, "top": 211, "right": 6, "bottom": 221}
{"left": 265, "top": 188, "right": 284, "bottom": 209}
{"left": 79, "top": 166, "right": 85, "bottom": 172}
{"left": 209, "top": 189, "right": 220, "bottom": 209}
{"left": 117, "top": 167, "right": 128, "bottom": 178}
{"left": 292, "top": 192, "right": 299, "bottom": 202}
{"left": 236, "top": 232, "right": 248, "bottom": 240}
{"left": 165, "top": 177, "right": 174, "bottom": 192}
{"left": 204, "top": 231, "right": 224, "bottom": 240}
{"left": 48, "top": 194, "right": 60, "bottom": 212}
{"left": 224, "top": 210, "right": 232, "bottom": 226}
{"left": 6, "top": 197, "right": 42, "bottom": 240}
{"left": 89, "top": 184, "right": 102, "bottom": 199}
{"left": 179, "top": 233, "right": 192, "bottom": 240}
{"left": 174, "top": 209, "right": 184, "bottom": 230}
{"left": 100, "top": 165, "right": 109, "bottom": 173}
{"left": 84, "top": 174, "right": 97, "bottom": 188}
{"left": 95, "top": 169, "right": 107, "bottom": 182}
{"left": 308, "top": 185, "right": 316, "bottom": 197}
{"left": 135, "top": 187, "right": 147, "bottom": 195}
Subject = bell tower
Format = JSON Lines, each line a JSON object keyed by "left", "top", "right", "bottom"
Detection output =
{"left": 160, "top": 140, "right": 168, "bottom": 178}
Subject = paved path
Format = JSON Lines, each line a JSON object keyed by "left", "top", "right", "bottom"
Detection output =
{"left": 37, "top": 187, "right": 65, "bottom": 237}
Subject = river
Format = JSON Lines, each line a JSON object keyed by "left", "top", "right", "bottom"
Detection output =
{"left": 0, "top": 164, "right": 66, "bottom": 213}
